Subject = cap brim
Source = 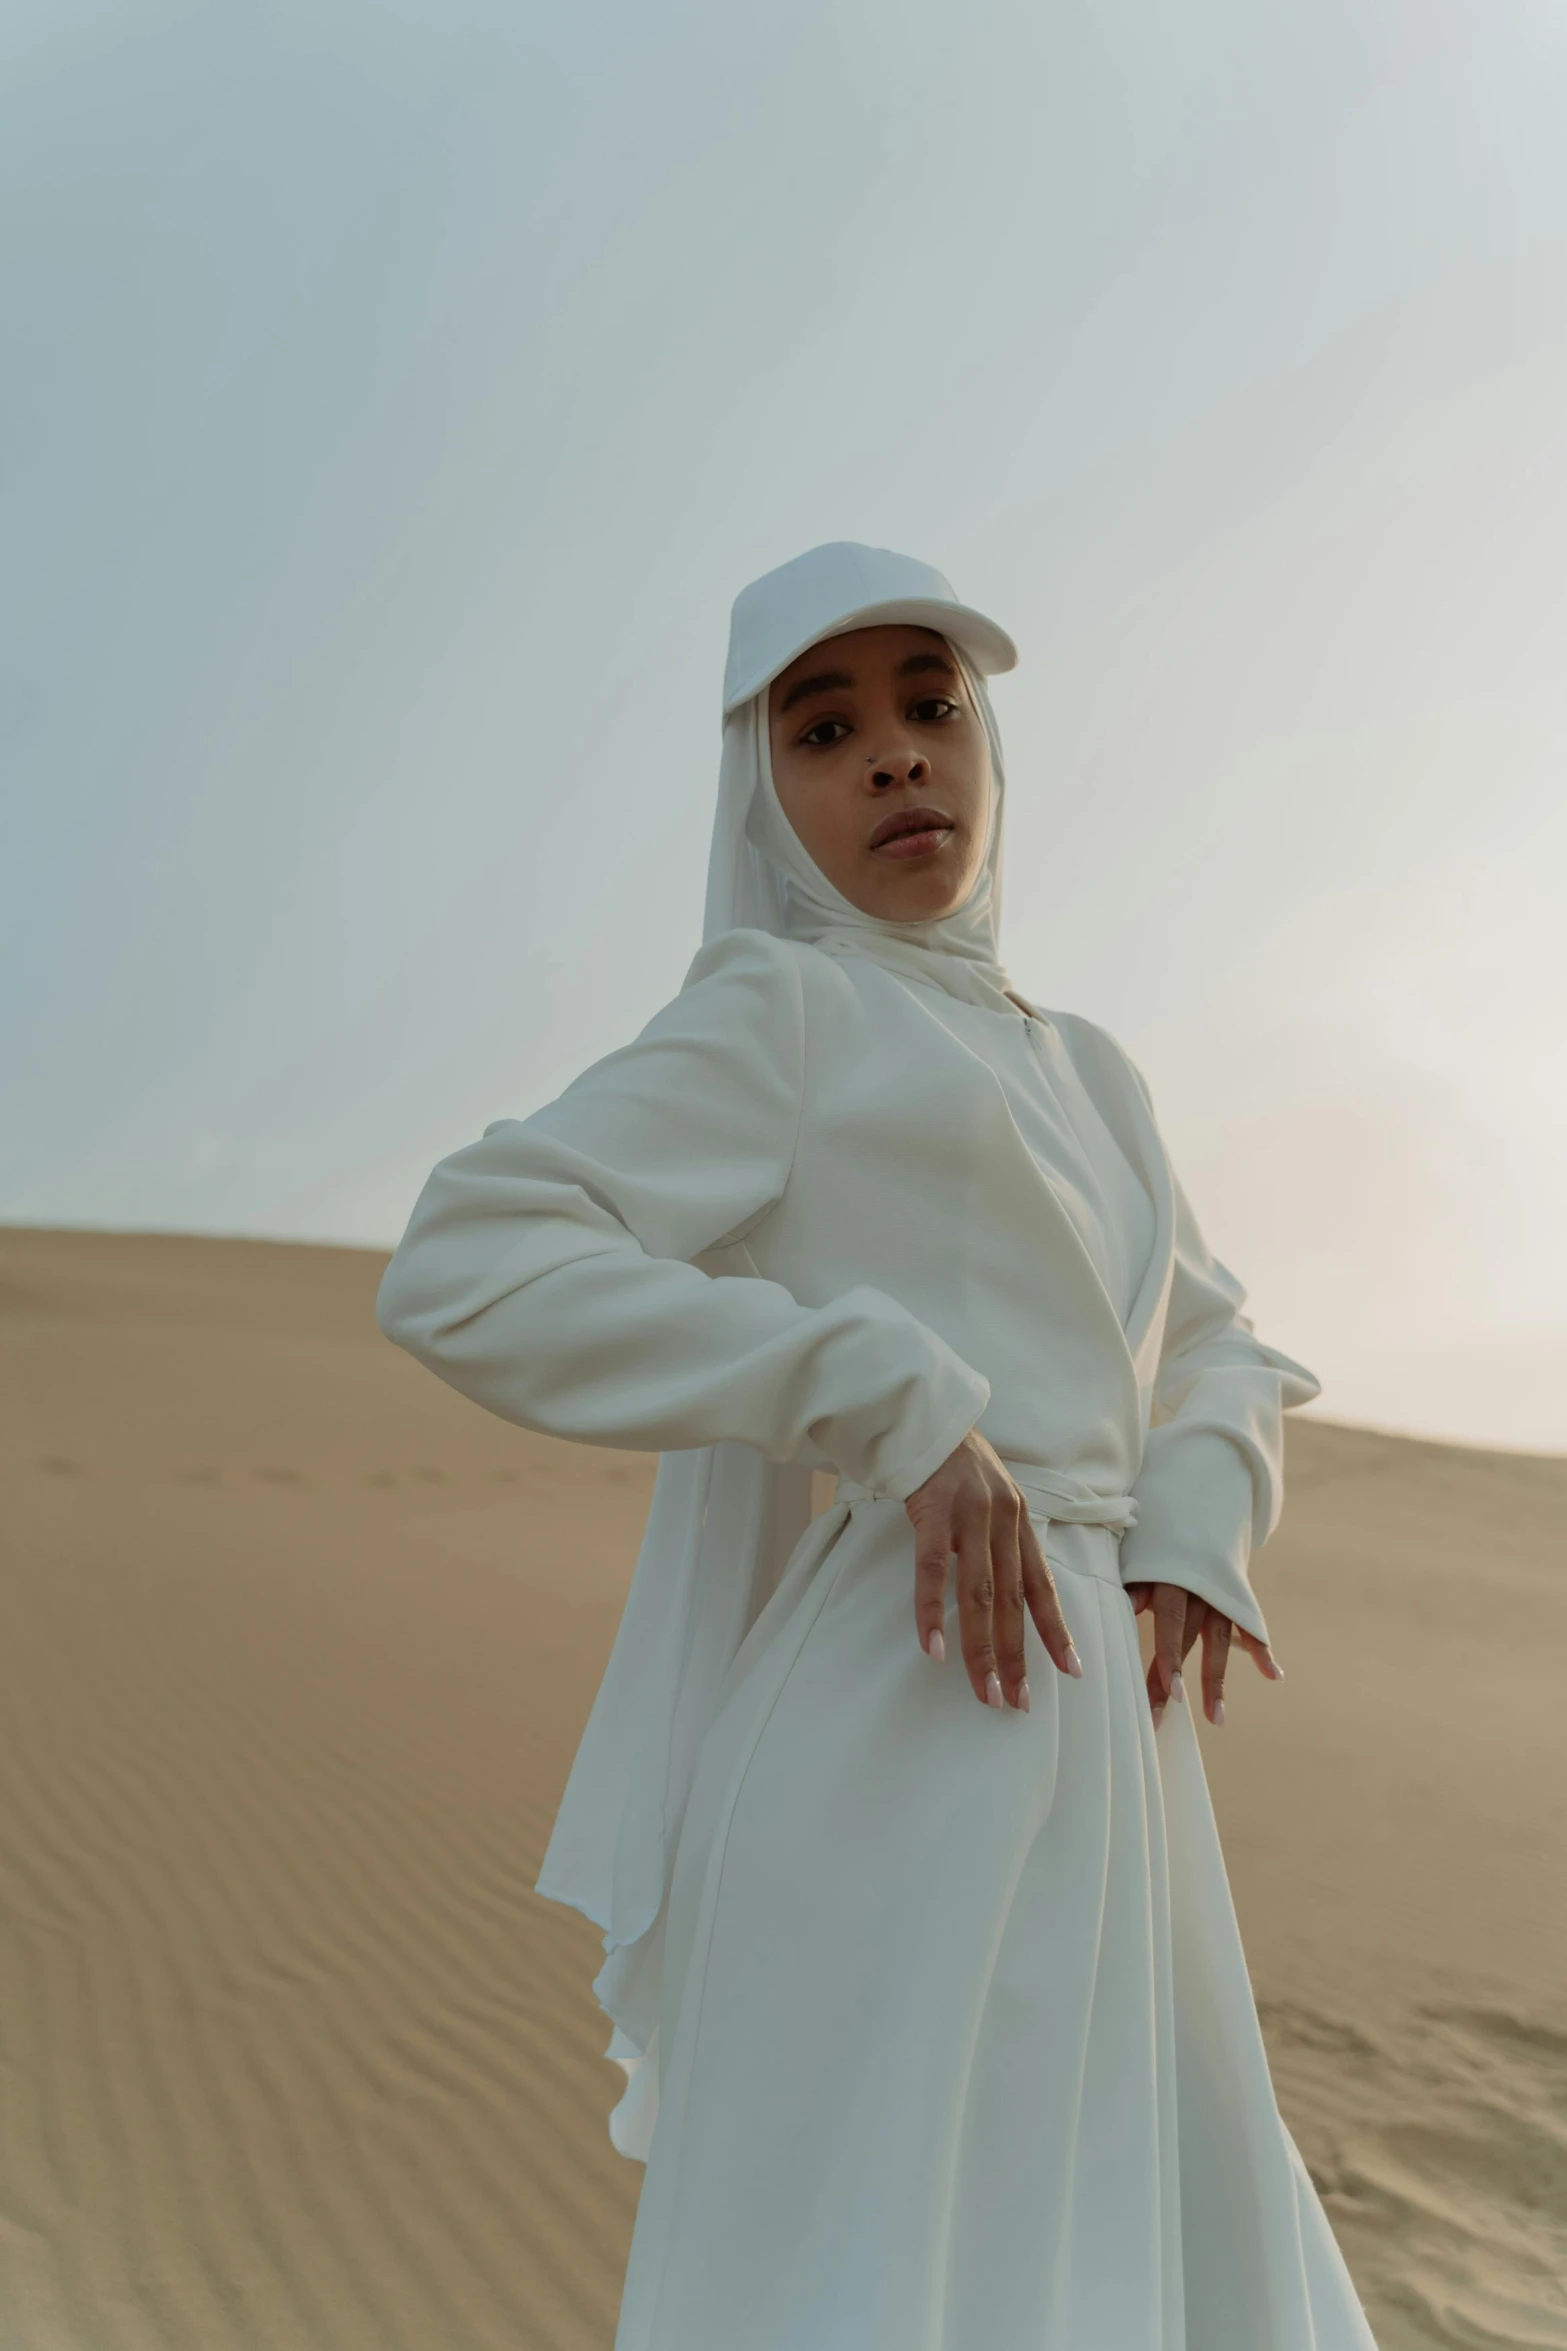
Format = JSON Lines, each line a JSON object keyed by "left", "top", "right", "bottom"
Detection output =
{"left": 722, "top": 596, "right": 1018, "bottom": 716}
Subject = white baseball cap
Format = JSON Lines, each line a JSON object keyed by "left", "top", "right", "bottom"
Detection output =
{"left": 723, "top": 540, "right": 1018, "bottom": 717}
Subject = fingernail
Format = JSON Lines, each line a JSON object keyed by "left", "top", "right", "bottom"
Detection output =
{"left": 985, "top": 1670, "right": 1002, "bottom": 1708}
{"left": 1212, "top": 1698, "right": 1225, "bottom": 1727}
{"left": 1015, "top": 1678, "right": 1030, "bottom": 1713}
{"left": 1271, "top": 1660, "right": 1286, "bottom": 1680}
{"left": 1152, "top": 1703, "right": 1166, "bottom": 1728}
{"left": 1065, "top": 1646, "right": 1084, "bottom": 1679}
{"left": 1170, "top": 1670, "right": 1185, "bottom": 1705}
{"left": 927, "top": 1628, "right": 945, "bottom": 1664}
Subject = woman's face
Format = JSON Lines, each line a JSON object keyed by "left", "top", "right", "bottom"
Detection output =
{"left": 766, "top": 623, "right": 990, "bottom": 922}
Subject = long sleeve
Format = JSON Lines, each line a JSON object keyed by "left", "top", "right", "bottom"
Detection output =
{"left": 376, "top": 926, "right": 991, "bottom": 1503}
{"left": 1116, "top": 1116, "right": 1321, "bottom": 1647}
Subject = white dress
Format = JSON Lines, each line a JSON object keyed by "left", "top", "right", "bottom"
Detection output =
{"left": 377, "top": 927, "right": 1379, "bottom": 2351}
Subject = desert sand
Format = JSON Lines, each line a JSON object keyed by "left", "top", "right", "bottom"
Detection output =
{"left": 2, "top": 1223, "right": 1564, "bottom": 2351}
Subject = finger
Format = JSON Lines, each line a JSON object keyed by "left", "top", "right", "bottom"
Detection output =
{"left": 1180, "top": 1595, "right": 1208, "bottom": 1663}
{"left": 1125, "top": 1582, "right": 1153, "bottom": 1615}
{"left": 1018, "top": 1507, "right": 1082, "bottom": 1680}
{"left": 1237, "top": 1629, "right": 1285, "bottom": 1682}
{"left": 1151, "top": 1584, "right": 1188, "bottom": 1717}
{"left": 988, "top": 1485, "right": 1030, "bottom": 1710}
{"left": 1201, "top": 1611, "right": 1233, "bottom": 1725}
{"left": 953, "top": 1499, "right": 1002, "bottom": 1709}
{"left": 908, "top": 1500, "right": 953, "bottom": 1665}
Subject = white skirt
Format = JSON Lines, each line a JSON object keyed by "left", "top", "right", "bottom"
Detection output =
{"left": 609, "top": 1499, "right": 1379, "bottom": 2350}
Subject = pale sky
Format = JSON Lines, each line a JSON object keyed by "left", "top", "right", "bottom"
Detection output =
{"left": 4, "top": 0, "right": 1566, "bottom": 1450}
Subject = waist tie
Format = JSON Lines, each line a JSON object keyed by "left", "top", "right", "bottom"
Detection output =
{"left": 836, "top": 1460, "right": 1139, "bottom": 1538}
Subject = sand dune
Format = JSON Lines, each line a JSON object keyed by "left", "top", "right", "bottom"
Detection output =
{"left": 2, "top": 1225, "right": 1563, "bottom": 2351}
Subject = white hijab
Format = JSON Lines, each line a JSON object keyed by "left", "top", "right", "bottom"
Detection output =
{"left": 707, "top": 641, "right": 1021, "bottom": 1018}
{"left": 535, "top": 579, "right": 1022, "bottom": 2158}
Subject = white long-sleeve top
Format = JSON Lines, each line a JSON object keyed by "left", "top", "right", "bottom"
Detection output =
{"left": 377, "top": 927, "right": 1320, "bottom": 1643}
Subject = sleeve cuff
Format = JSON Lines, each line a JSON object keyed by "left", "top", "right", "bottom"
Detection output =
{"left": 1119, "top": 1426, "right": 1271, "bottom": 1646}
{"left": 868, "top": 1368, "right": 992, "bottom": 1504}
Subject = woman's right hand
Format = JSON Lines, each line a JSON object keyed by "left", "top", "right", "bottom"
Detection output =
{"left": 904, "top": 1429, "right": 1083, "bottom": 1712}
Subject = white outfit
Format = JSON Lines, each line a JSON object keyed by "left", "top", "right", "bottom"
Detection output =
{"left": 377, "top": 544, "right": 1378, "bottom": 2346}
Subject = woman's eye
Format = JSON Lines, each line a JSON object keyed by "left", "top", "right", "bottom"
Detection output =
{"left": 800, "top": 717, "right": 850, "bottom": 747}
{"left": 911, "top": 695, "right": 960, "bottom": 722}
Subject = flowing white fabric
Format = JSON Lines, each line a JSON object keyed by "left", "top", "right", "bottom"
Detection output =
{"left": 615, "top": 1507, "right": 1372, "bottom": 2348}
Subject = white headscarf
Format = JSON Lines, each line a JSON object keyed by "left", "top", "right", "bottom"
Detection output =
{"left": 706, "top": 640, "right": 1021, "bottom": 1018}
{"left": 534, "top": 557, "right": 1022, "bottom": 2159}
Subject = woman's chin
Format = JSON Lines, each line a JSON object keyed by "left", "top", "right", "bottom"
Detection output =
{"left": 845, "top": 876, "right": 974, "bottom": 923}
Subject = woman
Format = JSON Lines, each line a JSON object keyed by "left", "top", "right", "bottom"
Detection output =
{"left": 377, "top": 541, "right": 1378, "bottom": 2349}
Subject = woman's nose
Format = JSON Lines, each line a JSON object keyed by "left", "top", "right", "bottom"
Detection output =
{"left": 865, "top": 749, "right": 929, "bottom": 789}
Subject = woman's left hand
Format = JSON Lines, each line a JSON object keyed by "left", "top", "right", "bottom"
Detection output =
{"left": 1124, "top": 1582, "right": 1284, "bottom": 1728}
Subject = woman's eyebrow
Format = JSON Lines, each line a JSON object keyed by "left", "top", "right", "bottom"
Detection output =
{"left": 778, "top": 667, "right": 854, "bottom": 714}
{"left": 895, "top": 650, "right": 956, "bottom": 680}
{"left": 778, "top": 648, "right": 956, "bottom": 716}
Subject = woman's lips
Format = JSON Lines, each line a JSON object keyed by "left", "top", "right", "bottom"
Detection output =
{"left": 872, "top": 826, "right": 952, "bottom": 860}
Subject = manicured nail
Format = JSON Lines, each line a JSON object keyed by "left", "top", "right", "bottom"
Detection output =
{"left": 1064, "top": 1646, "right": 1084, "bottom": 1679}
{"left": 1270, "top": 1660, "right": 1286, "bottom": 1680}
{"left": 1015, "top": 1678, "right": 1030, "bottom": 1713}
{"left": 1170, "top": 1670, "right": 1185, "bottom": 1705}
{"left": 985, "top": 1670, "right": 1002, "bottom": 1708}
{"left": 1211, "top": 1698, "right": 1225, "bottom": 1727}
{"left": 927, "top": 1628, "right": 945, "bottom": 1664}
{"left": 1152, "top": 1702, "right": 1166, "bottom": 1727}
